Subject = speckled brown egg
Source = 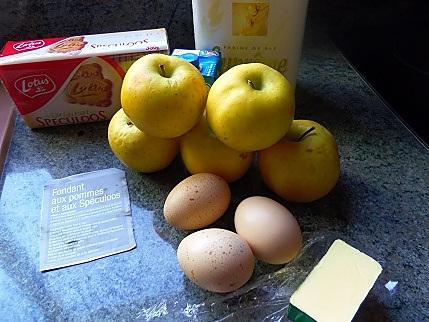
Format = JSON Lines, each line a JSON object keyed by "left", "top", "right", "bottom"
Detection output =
{"left": 235, "top": 196, "right": 302, "bottom": 265}
{"left": 164, "top": 173, "right": 231, "bottom": 230}
{"left": 177, "top": 228, "right": 255, "bottom": 293}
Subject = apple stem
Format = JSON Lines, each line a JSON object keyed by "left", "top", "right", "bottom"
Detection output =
{"left": 298, "top": 126, "right": 316, "bottom": 141}
{"left": 247, "top": 79, "right": 256, "bottom": 90}
{"left": 159, "top": 64, "right": 166, "bottom": 77}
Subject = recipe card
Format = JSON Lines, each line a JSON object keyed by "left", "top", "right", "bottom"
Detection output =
{"left": 40, "top": 168, "right": 136, "bottom": 271}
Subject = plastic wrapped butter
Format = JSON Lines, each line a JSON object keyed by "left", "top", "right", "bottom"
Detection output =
{"left": 288, "top": 240, "right": 382, "bottom": 322}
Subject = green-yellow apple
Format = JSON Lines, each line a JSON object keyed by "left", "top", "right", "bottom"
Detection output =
{"left": 121, "top": 53, "right": 207, "bottom": 138}
{"left": 108, "top": 109, "right": 179, "bottom": 173}
{"left": 206, "top": 63, "right": 295, "bottom": 152}
{"left": 259, "top": 120, "right": 340, "bottom": 202}
{"left": 180, "top": 113, "right": 254, "bottom": 182}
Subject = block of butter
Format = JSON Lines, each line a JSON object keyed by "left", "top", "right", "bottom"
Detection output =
{"left": 0, "top": 29, "right": 169, "bottom": 128}
{"left": 288, "top": 239, "right": 382, "bottom": 322}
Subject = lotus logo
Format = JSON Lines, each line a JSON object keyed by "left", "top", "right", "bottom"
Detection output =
{"left": 14, "top": 74, "right": 56, "bottom": 99}
{"left": 12, "top": 40, "right": 45, "bottom": 52}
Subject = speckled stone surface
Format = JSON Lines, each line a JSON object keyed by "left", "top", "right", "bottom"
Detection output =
{"left": 1, "top": 2, "right": 429, "bottom": 321}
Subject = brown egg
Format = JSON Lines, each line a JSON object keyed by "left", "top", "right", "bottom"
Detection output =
{"left": 177, "top": 228, "right": 255, "bottom": 293}
{"left": 234, "top": 196, "right": 302, "bottom": 264}
{"left": 164, "top": 173, "right": 231, "bottom": 230}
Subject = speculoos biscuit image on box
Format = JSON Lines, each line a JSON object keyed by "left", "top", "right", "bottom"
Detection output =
{"left": 49, "top": 36, "right": 87, "bottom": 53}
{"left": 65, "top": 63, "right": 113, "bottom": 107}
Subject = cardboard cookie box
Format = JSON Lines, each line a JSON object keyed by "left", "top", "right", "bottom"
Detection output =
{"left": 0, "top": 29, "right": 169, "bottom": 128}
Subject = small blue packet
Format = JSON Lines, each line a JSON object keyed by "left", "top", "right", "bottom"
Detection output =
{"left": 171, "top": 49, "right": 200, "bottom": 68}
{"left": 172, "top": 49, "right": 221, "bottom": 85}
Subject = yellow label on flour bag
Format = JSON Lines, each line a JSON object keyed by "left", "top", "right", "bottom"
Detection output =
{"left": 192, "top": 0, "right": 309, "bottom": 85}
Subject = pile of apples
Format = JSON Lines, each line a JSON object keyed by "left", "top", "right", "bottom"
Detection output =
{"left": 108, "top": 53, "right": 340, "bottom": 203}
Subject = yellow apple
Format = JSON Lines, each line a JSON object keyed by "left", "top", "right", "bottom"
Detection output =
{"left": 180, "top": 114, "right": 254, "bottom": 182}
{"left": 108, "top": 109, "right": 179, "bottom": 173}
{"left": 121, "top": 53, "right": 207, "bottom": 138}
{"left": 206, "top": 63, "right": 295, "bottom": 152}
{"left": 259, "top": 120, "right": 340, "bottom": 202}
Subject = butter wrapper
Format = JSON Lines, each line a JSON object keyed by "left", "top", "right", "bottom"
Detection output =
{"left": 0, "top": 29, "right": 169, "bottom": 128}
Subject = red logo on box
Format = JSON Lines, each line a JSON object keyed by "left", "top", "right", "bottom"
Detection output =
{"left": 12, "top": 40, "right": 46, "bottom": 52}
{"left": 14, "top": 74, "right": 56, "bottom": 99}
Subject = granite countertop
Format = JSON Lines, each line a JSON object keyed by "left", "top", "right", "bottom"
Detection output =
{"left": 1, "top": 2, "right": 429, "bottom": 322}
